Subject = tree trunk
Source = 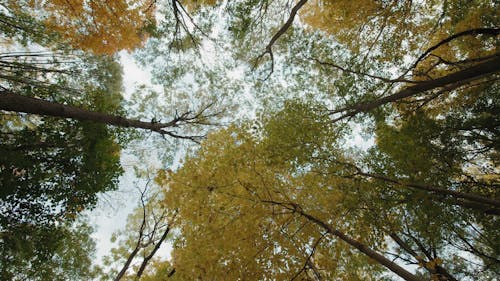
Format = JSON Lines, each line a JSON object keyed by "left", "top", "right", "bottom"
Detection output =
{"left": 338, "top": 55, "right": 500, "bottom": 118}
{"left": 0, "top": 90, "right": 178, "bottom": 133}
{"left": 136, "top": 225, "right": 172, "bottom": 278}
{"left": 115, "top": 246, "right": 140, "bottom": 281}
{"left": 297, "top": 209, "right": 424, "bottom": 281}
{"left": 263, "top": 201, "right": 424, "bottom": 281}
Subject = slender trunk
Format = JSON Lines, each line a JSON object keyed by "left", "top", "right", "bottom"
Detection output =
{"left": 338, "top": 55, "right": 500, "bottom": 118}
{"left": 136, "top": 225, "right": 172, "bottom": 278}
{"left": 297, "top": 209, "right": 423, "bottom": 281}
{"left": 115, "top": 191, "right": 149, "bottom": 281}
{"left": 263, "top": 201, "right": 424, "bottom": 281}
{"left": 0, "top": 90, "right": 178, "bottom": 133}
{"left": 115, "top": 246, "right": 141, "bottom": 281}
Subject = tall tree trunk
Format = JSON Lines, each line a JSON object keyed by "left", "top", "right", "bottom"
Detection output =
{"left": 264, "top": 201, "right": 424, "bottom": 281}
{"left": 0, "top": 90, "right": 200, "bottom": 138}
{"left": 115, "top": 246, "right": 141, "bottom": 281}
{"left": 336, "top": 55, "right": 500, "bottom": 119}
{"left": 114, "top": 187, "right": 149, "bottom": 281}
{"left": 298, "top": 209, "right": 424, "bottom": 281}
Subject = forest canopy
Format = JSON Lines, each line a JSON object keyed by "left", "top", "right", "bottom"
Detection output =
{"left": 0, "top": 0, "right": 498, "bottom": 280}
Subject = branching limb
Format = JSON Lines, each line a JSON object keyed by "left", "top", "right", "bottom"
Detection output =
{"left": 136, "top": 212, "right": 178, "bottom": 278}
{"left": 253, "top": 0, "right": 308, "bottom": 79}
{"left": 330, "top": 55, "right": 500, "bottom": 121}
{"left": 409, "top": 28, "right": 500, "bottom": 71}
{"left": 390, "top": 233, "right": 459, "bottom": 281}
{"left": 290, "top": 232, "right": 326, "bottom": 281}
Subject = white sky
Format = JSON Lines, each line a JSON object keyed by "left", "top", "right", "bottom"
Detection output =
{"left": 89, "top": 51, "right": 167, "bottom": 267}
{"left": 89, "top": 37, "right": 376, "bottom": 269}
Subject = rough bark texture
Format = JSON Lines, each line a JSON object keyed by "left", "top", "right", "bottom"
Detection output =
{"left": 0, "top": 90, "right": 177, "bottom": 131}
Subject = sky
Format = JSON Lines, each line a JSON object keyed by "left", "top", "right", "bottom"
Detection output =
{"left": 88, "top": 48, "right": 375, "bottom": 273}
{"left": 89, "top": 52, "right": 171, "bottom": 267}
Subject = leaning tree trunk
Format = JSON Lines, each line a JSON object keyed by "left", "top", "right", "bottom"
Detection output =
{"left": 336, "top": 55, "right": 500, "bottom": 119}
{"left": 0, "top": 90, "right": 195, "bottom": 136}
{"left": 297, "top": 208, "right": 424, "bottom": 281}
{"left": 264, "top": 201, "right": 424, "bottom": 281}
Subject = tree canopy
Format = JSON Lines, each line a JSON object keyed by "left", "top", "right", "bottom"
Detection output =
{"left": 1, "top": 0, "right": 499, "bottom": 280}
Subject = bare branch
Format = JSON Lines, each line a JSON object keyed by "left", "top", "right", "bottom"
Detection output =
{"left": 253, "top": 0, "right": 308, "bottom": 79}
{"left": 136, "top": 212, "right": 178, "bottom": 278}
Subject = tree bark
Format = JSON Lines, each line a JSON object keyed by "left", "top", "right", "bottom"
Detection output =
{"left": 336, "top": 55, "right": 500, "bottom": 119}
{"left": 263, "top": 201, "right": 424, "bottom": 281}
{"left": 0, "top": 90, "right": 189, "bottom": 135}
{"left": 136, "top": 225, "right": 172, "bottom": 278}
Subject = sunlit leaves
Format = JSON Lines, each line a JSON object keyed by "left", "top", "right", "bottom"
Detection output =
{"left": 7, "top": 0, "right": 156, "bottom": 54}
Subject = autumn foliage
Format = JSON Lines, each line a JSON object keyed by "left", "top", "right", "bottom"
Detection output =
{"left": 10, "top": 0, "right": 156, "bottom": 54}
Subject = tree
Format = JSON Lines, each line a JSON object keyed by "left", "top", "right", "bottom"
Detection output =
{"left": 2, "top": 0, "right": 498, "bottom": 279}
{"left": 0, "top": 89, "right": 216, "bottom": 141}
{"left": 0, "top": 54, "right": 128, "bottom": 280}
{"left": 101, "top": 174, "right": 176, "bottom": 281}
{"left": 149, "top": 97, "right": 498, "bottom": 280}
{"left": 155, "top": 123, "right": 406, "bottom": 280}
{"left": 0, "top": 5, "right": 218, "bottom": 280}
{"left": 5, "top": 0, "right": 157, "bottom": 54}
{"left": 0, "top": 219, "right": 100, "bottom": 281}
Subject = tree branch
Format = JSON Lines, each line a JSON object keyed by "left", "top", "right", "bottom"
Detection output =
{"left": 356, "top": 171, "right": 500, "bottom": 211}
{"left": 410, "top": 28, "right": 500, "bottom": 71}
{"left": 261, "top": 200, "right": 424, "bottom": 281}
{"left": 331, "top": 54, "right": 500, "bottom": 120}
{"left": 253, "top": 0, "right": 308, "bottom": 79}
